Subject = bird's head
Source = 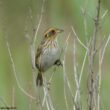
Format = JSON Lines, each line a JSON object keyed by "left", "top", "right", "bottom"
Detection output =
{"left": 44, "top": 28, "right": 64, "bottom": 40}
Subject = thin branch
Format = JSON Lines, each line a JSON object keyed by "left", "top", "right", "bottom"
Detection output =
{"left": 42, "top": 86, "right": 51, "bottom": 110}
{"left": 92, "top": 0, "right": 101, "bottom": 52}
{"left": 48, "top": 67, "right": 56, "bottom": 86}
{"left": 43, "top": 87, "right": 54, "bottom": 110}
{"left": 97, "top": 50, "right": 101, "bottom": 110}
{"left": 73, "top": 38, "right": 79, "bottom": 89}
{"left": 41, "top": 68, "right": 56, "bottom": 110}
{"left": 42, "top": 88, "right": 49, "bottom": 109}
{"left": 6, "top": 39, "right": 36, "bottom": 100}
{"left": 96, "top": 34, "right": 110, "bottom": 110}
{"left": 73, "top": 31, "right": 86, "bottom": 110}
{"left": 48, "top": 93, "right": 55, "bottom": 110}
{"left": 45, "top": 98, "right": 50, "bottom": 110}
{"left": 88, "top": 0, "right": 101, "bottom": 110}
{"left": 81, "top": 0, "right": 88, "bottom": 38}
{"left": 33, "top": 0, "right": 46, "bottom": 44}
{"left": 71, "top": 26, "right": 88, "bottom": 50}
{"left": 79, "top": 51, "right": 87, "bottom": 85}
{"left": 74, "top": 50, "right": 88, "bottom": 106}
{"left": 25, "top": 0, "right": 46, "bottom": 69}
{"left": 73, "top": 36, "right": 79, "bottom": 110}
{"left": 64, "top": 33, "right": 74, "bottom": 99}
{"left": 101, "top": 10, "right": 108, "bottom": 20}
{"left": 63, "top": 61, "right": 69, "bottom": 110}
{"left": 95, "top": 35, "right": 106, "bottom": 53}
{"left": 25, "top": 1, "right": 55, "bottom": 110}
{"left": 42, "top": 87, "right": 48, "bottom": 106}
{"left": 100, "top": 34, "right": 110, "bottom": 63}
{"left": 42, "top": 77, "right": 55, "bottom": 110}
{"left": 63, "top": 32, "right": 71, "bottom": 110}
{"left": 63, "top": 32, "right": 78, "bottom": 109}
{"left": 83, "top": 15, "right": 88, "bottom": 39}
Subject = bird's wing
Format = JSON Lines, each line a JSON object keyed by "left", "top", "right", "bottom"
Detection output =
{"left": 35, "top": 37, "right": 45, "bottom": 63}
{"left": 36, "top": 45, "right": 43, "bottom": 60}
{"left": 35, "top": 44, "right": 43, "bottom": 70}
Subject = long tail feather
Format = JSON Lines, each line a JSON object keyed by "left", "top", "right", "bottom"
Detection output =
{"left": 36, "top": 72, "right": 43, "bottom": 86}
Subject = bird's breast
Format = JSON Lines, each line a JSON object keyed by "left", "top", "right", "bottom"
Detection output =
{"left": 40, "top": 41, "right": 61, "bottom": 71}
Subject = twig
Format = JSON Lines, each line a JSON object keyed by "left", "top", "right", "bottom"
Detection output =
{"left": 63, "top": 61, "right": 69, "bottom": 110}
{"left": 42, "top": 76, "right": 55, "bottom": 110}
{"left": 101, "top": 10, "right": 108, "bottom": 20}
{"left": 97, "top": 50, "right": 101, "bottom": 110}
{"left": 33, "top": 0, "right": 46, "bottom": 44}
{"left": 73, "top": 32, "right": 83, "bottom": 110}
{"left": 43, "top": 86, "right": 54, "bottom": 110}
{"left": 73, "top": 36, "right": 78, "bottom": 110}
{"left": 6, "top": 38, "right": 36, "bottom": 100}
{"left": 42, "top": 87, "right": 48, "bottom": 106}
{"left": 41, "top": 68, "right": 56, "bottom": 110}
{"left": 100, "top": 34, "right": 110, "bottom": 63}
{"left": 63, "top": 32, "right": 71, "bottom": 110}
{"left": 71, "top": 26, "right": 88, "bottom": 50}
{"left": 25, "top": 0, "right": 46, "bottom": 69}
{"left": 88, "top": 0, "right": 101, "bottom": 110}
{"left": 48, "top": 67, "right": 56, "bottom": 85}
{"left": 45, "top": 98, "right": 50, "bottom": 110}
{"left": 95, "top": 35, "right": 106, "bottom": 53}
{"left": 27, "top": 1, "right": 55, "bottom": 110}
{"left": 59, "top": 31, "right": 80, "bottom": 110}
{"left": 42, "top": 87, "right": 50, "bottom": 110}
{"left": 97, "top": 34, "right": 110, "bottom": 110}
{"left": 92, "top": 0, "right": 101, "bottom": 52}
{"left": 81, "top": 0, "right": 91, "bottom": 45}
{"left": 79, "top": 51, "right": 87, "bottom": 85}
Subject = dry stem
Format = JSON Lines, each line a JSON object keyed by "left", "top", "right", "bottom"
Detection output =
{"left": 6, "top": 38, "right": 36, "bottom": 100}
{"left": 88, "top": 0, "right": 101, "bottom": 110}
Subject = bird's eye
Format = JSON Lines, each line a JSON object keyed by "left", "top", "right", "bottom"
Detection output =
{"left": 51, "top": 30, "right": 55, "bottom": 34}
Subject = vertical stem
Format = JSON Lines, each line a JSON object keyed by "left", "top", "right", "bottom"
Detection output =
{"left": 92, "top": 0, "right": 101, "bottom": 52}
{"left": 88, "top": 0, "right": 101, "bottom": 110}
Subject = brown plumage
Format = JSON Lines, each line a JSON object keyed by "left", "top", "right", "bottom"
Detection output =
{"left": 35, "top": 28, "right": 63, "bottom": 86}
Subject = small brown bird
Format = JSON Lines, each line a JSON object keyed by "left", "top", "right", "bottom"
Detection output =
{"left": 35, "top": 28, "right": 63, "bottom": 86}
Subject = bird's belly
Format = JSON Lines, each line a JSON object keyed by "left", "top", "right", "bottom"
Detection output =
{"left": 40, "top": 48, "right": 60, "bottom": 71}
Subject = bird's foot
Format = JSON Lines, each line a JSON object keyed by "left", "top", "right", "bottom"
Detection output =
{"left": 54, "top": 59, "right": 63, "bottom": 67}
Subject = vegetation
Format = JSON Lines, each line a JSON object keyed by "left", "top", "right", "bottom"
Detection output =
{"left": 0, "top": 0, "right": 110, "bottom": 110}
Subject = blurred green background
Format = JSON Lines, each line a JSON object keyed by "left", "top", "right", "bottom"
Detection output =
{"left": 0, "top": 0, "right": 110, "bottom": 110}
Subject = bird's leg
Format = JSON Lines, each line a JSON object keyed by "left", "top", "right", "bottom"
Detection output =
{"left": 54, "top": 59, "right": 63, "bottom": 67}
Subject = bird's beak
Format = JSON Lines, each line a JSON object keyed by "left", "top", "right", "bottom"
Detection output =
{"left": 56, "top": 29, "right": 64, "bottom": 33}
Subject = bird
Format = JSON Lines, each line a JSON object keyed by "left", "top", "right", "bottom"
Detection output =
{"left": 35, "top": 28, "right": 64, "bottom": 86}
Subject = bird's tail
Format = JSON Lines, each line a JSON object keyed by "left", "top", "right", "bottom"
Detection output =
{"left": 36, "top": 72, "right": 43, "bottom": 86}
